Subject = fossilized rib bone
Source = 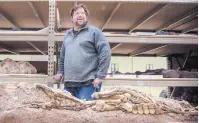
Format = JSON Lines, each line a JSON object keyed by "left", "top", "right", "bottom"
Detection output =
{"left": 35, "top": 83, "right": 84, "bottom": 104}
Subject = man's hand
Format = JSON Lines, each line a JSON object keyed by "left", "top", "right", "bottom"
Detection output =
{"left": 53, "top": 74, "right": 64, "bottom": 81}
{"left": 93, "top": 78, "right": 102, "bottom": 88}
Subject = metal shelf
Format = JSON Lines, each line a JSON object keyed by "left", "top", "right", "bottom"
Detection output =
{"left": 1, "top": 0, "right": 197, "bottom": 4}
{"left": 0, "top": 74, "right": 51, "bottom": 84}
{"left": 103, "top": 78, "right": 198, "bottom": 87}
{"left": 0, "top": 74, "right": 197, "bottom": 87}
{"left": 0, "top": 32, "right": 197, "bottom": 44}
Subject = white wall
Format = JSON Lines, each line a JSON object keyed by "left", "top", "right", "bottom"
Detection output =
{"left": 108, "top": 56, "right": 133, "bottom": 73}
{"left": 108, "top": 56, "right": 168, "bottom": 73}
{"left": 132, "top": 57, "right": 168, "bottom": 72}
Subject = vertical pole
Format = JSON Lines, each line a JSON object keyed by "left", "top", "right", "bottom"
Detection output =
{"left": 168, "top": 55, "right": 172, "bottom": 69}
{"left": 55, "top": 42, "right": 59, "bottom": 73}
{"left": 48, "top": 0, "right": 56, "bottom": 87}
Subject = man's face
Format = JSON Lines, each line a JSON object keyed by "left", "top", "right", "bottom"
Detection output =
{"left": 71, "top": 7, "right": 87, "bottom": 27}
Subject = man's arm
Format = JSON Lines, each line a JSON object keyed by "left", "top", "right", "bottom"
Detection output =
{"left": 94, "top": 29, "right": 111, "bottom": 80}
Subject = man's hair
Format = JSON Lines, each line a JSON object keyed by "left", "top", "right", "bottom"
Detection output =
{"left": 70, "top": 4, "right": 89, "bottom": 17}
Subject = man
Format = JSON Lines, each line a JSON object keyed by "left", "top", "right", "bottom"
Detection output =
{"left": 54, "top": 4, "right": 111, "bottom": 101}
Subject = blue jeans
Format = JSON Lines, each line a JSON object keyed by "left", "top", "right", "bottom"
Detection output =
{"left": 64, "top": 83, "right": 102, "bottom": 101}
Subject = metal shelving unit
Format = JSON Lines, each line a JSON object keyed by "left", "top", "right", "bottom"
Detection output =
{"left": 0, "top": 0, "right": 197, "bottom": 87}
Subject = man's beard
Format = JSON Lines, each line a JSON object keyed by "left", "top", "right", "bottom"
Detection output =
{"left": 75, "top": 20, "right": 88, "bottom": 28}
